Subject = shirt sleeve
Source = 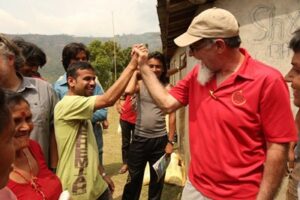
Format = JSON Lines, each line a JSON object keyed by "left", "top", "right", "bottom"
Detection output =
{"left": 92, "top": 83, "right": 107, "bottom": 123}
{"left": 57, "top": 96, "right": 96, "bottom": 121}
{"left": 169, "top": 66, "right": 199, "bottom": 105}
{"left": 48, "top": 84, "right": 59, "bottom": 125}
{"left": 260, "top": 75, "right": 297, "bottom": 142}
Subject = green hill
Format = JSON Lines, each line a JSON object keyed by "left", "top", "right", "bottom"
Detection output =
{"left": 6, "top": 33, "right": 161, "bottom": 83}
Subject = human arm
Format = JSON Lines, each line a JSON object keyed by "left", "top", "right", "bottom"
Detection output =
{"left": 102, "top": 119, "right": 109, "bottom": 129}
{"left": 115, "top": 98, "right": 125, "bottom": 114}
{"left": 289, "top": 110, "right": 300, "bottom": 170}
{"left": 49, "top": 85, "right": 59, "bottom": 170}
{"left": 93, "top": 45, "right": 146, "bottom": 110}
{"left": 256, "top": 142, "right": 288, "bottom": 200}
{"left": 49, "top": 125, "right": 58, "bottom": 170}
{"left": 92, "top": 84, "right": 108, "bottom": 123}
{"left": 165, "top": 84, "right": 176, "bottom": 155}
{"left": 124, "top": 70, "right": 139, "bottom": 95}
{"left": 137, "top": 48, "right": 182, "bottom": 114}
{"left": 92, "top": 109, "right": 107, "bottom": 123}
{"left": 98, "top": 165, "right": 115, "bottom": 193}
{"left": 288, "top": 142, "right": 296, "bottom": 170}
{"left": 165, "top": 111, "right": 176, "bottom": 155}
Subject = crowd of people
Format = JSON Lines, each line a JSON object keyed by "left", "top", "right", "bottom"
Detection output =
{"left": 0, "top": 6, "right": 300, "bottom": 200}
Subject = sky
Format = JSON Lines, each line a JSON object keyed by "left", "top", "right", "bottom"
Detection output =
{"left": 0, "top": 0, "right": 160, "bottom": 37}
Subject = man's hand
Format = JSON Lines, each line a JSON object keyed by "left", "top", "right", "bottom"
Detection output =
{"left": 98, "top": 165, "right": 115, "bottom": 193}
{"left": 132, "top": 44, "right": 148, "bottom": 67}
{"left": 102, "top": 119, "right": 109, "bottom": 129}
{"left": 115, "top": 100, "right": 124, "bottom": 114}
{"left": 103, "top": 175, "right": 115, "bottom": 194}
{"left": 165, "top": 142, "right": 174, "bottom": 155}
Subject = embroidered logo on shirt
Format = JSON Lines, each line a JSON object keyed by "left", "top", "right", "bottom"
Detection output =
{"left": 231, "top": 90, "right": 246, "bottom": 106}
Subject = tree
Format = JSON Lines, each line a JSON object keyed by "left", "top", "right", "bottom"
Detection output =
{"left": 88, "top": 40, "right": 132, "bottom": 90}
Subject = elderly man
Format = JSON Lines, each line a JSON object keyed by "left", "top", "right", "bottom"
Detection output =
{"left": 0, "top": 34, "right": 58, "bottom": 168}
{"left": 136, "top": 8, "right": 297, "bottom": 200}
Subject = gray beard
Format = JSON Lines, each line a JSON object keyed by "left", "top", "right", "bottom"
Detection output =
{"left": 197, "top": 61, "right": 214, "bottom": 86}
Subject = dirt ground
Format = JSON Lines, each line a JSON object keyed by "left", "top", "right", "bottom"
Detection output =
{"left": 103, "top": 107, "right": 289, "bottom": 200}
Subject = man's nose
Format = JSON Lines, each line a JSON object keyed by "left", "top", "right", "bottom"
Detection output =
{"left": 90, "top": 79, "right": 96, "bottom": 85}
{"left": 285, "top": 70, "right": 294, "bottom": 82}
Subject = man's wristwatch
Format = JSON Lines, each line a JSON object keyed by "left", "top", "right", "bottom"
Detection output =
{"left": 168, "top": 140, "right": 175, "bottom": 145}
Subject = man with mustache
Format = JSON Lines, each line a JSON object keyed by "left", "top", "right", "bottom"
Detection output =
{"left": 136, "top": 7, "right": 297, "bottom": 200}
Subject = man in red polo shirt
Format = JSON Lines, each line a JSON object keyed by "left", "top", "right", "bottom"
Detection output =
{"left": 136, "top": 7, "right": 297, "bottom": 200}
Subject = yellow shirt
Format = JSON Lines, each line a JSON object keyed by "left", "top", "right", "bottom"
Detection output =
{"left": 54, "top": 95, "right": 107, "bottom": 200}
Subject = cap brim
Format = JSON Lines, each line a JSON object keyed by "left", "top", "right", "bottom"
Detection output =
{"left": 174, "top": 32, "right": 203, "bottom": 47}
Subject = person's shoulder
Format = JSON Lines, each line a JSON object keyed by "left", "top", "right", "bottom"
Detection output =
{"left": 29, "top": 139, "right": 42, "bottom": 152}
{"left": 60, "top": 95, "right": 95, "bottom": 103}
{"left": 54, "top": 74, "right": 66, "bottom": 84}
{"left": 27, "top": 76, "right": 54, "bottom": 88}
{"left": 250, "top": 59, "right": 283, "bottom": 78}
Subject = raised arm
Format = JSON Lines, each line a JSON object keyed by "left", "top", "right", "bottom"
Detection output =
{"left": 137, "top": 48, "right": 182, "bottom": 114}
{"left": 124, "top": 70, "right": 139, "bottom": 95}
{"left": 92, "top": 83, "right": 107, "bottom": 123}
{"left": 94, "top": 45, "right": 146, "bottom": 110}
{"left": 165, "top": 84, "right": 176, "bottom": 154}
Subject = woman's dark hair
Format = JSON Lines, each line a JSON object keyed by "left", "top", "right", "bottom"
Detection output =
{"left": 5, "top": 92, "right": 30, "bottom": 111}
{"left": 148, "top": 51, "right": 168, "bottom": 84}
{"left": 62, "top": 43, "right": 90, "bottom": 72}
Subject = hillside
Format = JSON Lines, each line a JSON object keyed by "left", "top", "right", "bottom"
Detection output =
{"left": 6, "top": 33, "right": 162, "bottom": 83}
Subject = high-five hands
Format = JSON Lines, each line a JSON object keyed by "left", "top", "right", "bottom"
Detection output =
{"left": 131, "top": 43, "right": 149, "bottom": 68}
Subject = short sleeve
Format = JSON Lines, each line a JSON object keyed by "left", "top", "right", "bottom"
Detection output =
{"left": 260, "top": 76, "right": 297, "bottom": 142}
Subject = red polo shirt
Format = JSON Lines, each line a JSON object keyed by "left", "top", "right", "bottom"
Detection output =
{"left": 169, "top": 49, "right": 297, "bottom": 199}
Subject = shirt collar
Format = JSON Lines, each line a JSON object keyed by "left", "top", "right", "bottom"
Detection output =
{"left": 234, "top": 48, "right": 255, "bottom": 81}
{"left": 58, "top": 73, "right": 68, "bottom": 86}
{"left": 16, "top": 72, "right": 38, "bottom": 93}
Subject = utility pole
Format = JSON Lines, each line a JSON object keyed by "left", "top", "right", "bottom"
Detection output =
{"left": 112, "top": 11, "right": 117, "bottom": 81}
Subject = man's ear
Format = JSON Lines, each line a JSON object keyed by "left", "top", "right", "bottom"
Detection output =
{"left": 214, "top": 39, "right": 226, "bottom": 53}
{"left": 7, "top": 54, "right": 15, "bottom": 67}
{"left": 67, "top": 76, "right": 76, "bottom": 88}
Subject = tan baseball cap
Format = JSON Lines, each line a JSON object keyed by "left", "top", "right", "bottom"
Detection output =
{"left": 174, "top": 7, "right": 239, "bottom": 47}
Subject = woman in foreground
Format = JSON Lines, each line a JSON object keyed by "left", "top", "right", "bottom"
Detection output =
{"left": 6, "top": 93, "right": 62, "bottom": 200}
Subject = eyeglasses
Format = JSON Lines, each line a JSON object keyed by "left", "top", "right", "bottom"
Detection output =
{"left": 189, "top": 39, "right": 215, "bottom": 52}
